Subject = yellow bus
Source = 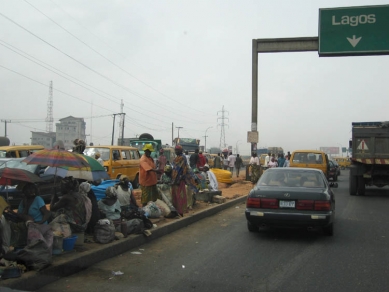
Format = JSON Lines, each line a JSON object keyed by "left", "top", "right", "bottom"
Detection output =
{"left": 0, "top": 145, "right": 44, "bottom": 158}
{"left": 84, "top": 146, "right": 141, "bottom": 188}
{"left": 332, "top": 157, "right": 351, "bottom": 169}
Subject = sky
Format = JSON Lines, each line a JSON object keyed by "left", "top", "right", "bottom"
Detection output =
{"left": 1, "top": 0, "right": 388, "bottom": 156}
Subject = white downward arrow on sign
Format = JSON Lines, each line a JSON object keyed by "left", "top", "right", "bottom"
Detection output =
{"left": 347, "top": 35, "right": 362, "bottom": 47}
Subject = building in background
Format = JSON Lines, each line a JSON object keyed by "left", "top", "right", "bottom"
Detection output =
{"left": 31, "top": 132, "right": 56, "bottom": 149}
{"left": 56, "top": 116, "right": 86, "bottom": 150}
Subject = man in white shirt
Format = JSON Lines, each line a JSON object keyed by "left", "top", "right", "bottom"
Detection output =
{"left": 203, "top": 164, "right": 218, "bottom": 191}
{"left": 264, "top": 152, "right": 270, "bottom": 167}
{"left": 227, "top": 152, "right": 236, "bottom": 173}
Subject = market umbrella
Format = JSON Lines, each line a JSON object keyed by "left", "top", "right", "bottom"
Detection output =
{"left": 44, "top": 155, "right": 109, "bottom": 181}
{"left": 22, "top": 149, "right": 90, "bottom": 169}
{"left": 0, "top": 167, "right": 43, "bottom": 185}
{"left": 0, "top": 167, "right": 43, "bottom": 202}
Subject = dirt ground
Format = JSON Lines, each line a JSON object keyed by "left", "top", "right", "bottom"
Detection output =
{"left": 132, "top": 172, "right": 253, "bottom": 216}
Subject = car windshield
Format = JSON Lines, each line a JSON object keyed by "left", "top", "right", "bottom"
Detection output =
{"left": 84, "top": 148, "right": 111, "bottom": 161}
{"left": 257, "top": 169, "right": 326, "bottom": 188}
{"left": 0, "top": 159, "right": 38, "bottom": 173}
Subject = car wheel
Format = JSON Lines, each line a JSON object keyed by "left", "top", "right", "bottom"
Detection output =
{"left": 323, "top": 223, "right": 333, "bottom": 236}
{"left": 247, "top": 221, "right": 259, "bottom": 232}
{"left": 349, "top": 175, "right": 357, "bottom": 196}
{"left": 132, "top": 174, "right": 140, "bottom": 189}
{"left": 357, "top": 176, "right": 365, "bottom": 196}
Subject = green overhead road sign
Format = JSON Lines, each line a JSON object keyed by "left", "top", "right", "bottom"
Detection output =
{"left": 319, "top": 5, "right": 389, "bottom": 56}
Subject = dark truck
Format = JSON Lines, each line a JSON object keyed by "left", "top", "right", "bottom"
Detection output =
{"left": 349, "top": 121, "right": 389, "bottom": 196}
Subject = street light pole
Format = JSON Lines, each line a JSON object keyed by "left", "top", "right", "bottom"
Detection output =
{"left": 204, "top": 126, "right": 213, "bottom": 153}
{"left": 176, "top": 126, "right": 183, "bottom": 139}
{"left": 236, "top": 140, "right": 241, "bottom": 154}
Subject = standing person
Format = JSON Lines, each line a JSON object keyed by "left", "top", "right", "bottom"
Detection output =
{"left": 228, "top": 152, "right": 236, "bottom": 173}
{"left": 283, "top": 155, "right": 290, "bottom": 167}
{"left": 184, "top": 151, "right": 191, "bottom": 166}
{"left": 171, "top": 145, "right": 198, "bottom": 217}
{"left": 235, "top": 154, "right": 244, "bottom": 177}
{"left": 157, "top": 149, "right": 167, "bottom": 180}
{"left": 223, "top": 153, "right": 229, "bottom": 170}
{"left": 249, "top": 152, "right": 260, "bottom": 184}
{"left": 268, "top": 156, "right": 278, "bottom": 168}
{"left": 139, "top": 144, "right": 161, "bottom": 207}
{"left": 94, "top": 152, "right": 104, "bottom": 166}
{"left": 277, "top": 154, "right": 286, "bottom": 168}
{"left": 264, "top": 152, "right": 271, "bottom": 167}
{"left": 197, "top": 151, "right": 206, "bottom": 170}
{"left": 189, "top": 149, "right": 199, "bottom": 169}
{"left": 214, "top": 153, "right": 222, "bottom": 169}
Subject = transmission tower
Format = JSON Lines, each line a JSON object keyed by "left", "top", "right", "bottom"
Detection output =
{"left": 217, "top": 105, "right": 229, "bottom": 149}
{"left": 45, "top": 81, "right": 53, "bottom": 132}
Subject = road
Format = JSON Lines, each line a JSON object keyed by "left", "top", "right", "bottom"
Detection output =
{"left": 38, "top": 169, "right": 389, "bottom": 292}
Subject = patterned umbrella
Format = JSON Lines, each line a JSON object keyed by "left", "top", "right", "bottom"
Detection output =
{"left": 22, "top": 149, "right": 90, "bottom": 168}
{"left": 0, "top": 167, "right": 43, "bottom": 185}
{"left": 44, "top": 155, "right": 109, "bottom": 181}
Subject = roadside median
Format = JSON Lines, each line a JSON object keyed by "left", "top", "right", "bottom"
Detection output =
{"left": 2, "top": 195, "right": 248, "bottom": 291}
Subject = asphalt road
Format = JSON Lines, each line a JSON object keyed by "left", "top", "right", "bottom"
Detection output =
{"left": 38, "top": 169, "right": 389, "bottom": 292}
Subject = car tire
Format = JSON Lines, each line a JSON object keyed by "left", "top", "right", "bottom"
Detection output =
{"left": 132, "top": 174, "right": 140, "bottom": 189}
{"left": 247, "top": 221, "right": 258, "bottom": 232}
{"left": 349, "top": 175, "right": 357, "bottom": 196}
{"left": 357, "top": 176, "right": 365, "bottom": 196}
{"left": 323, "top": 223, "right": 333, "bottom": 236}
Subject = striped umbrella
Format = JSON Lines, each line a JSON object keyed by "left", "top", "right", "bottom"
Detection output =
{"left": 22, "top": 149, "right": 90, "bottom": 168}
{"left": 45, "top": 155, "right": 109, "bottom": 181}
{"left": 0, "top": 167, "right": 43, "bottom": 185}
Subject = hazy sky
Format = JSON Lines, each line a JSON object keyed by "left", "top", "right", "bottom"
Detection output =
{"left": 1, "top": 0, "right": 388, "bottom": 155}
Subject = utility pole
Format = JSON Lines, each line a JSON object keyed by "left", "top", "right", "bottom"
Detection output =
{"left": 204, "top": 126, "right": 213, "bottom": 153}
{"left": 1, "top": 120, "right": 11, "bottom": 137}
{"left": 45, "top": 81, "right": 54, "bottom": 132}
{"left": 176, "top": 126, "right": 183, "bottom": 139}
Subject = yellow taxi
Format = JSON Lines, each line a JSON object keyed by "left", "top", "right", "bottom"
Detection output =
{"left": 290, "top": 150, "right": 330, "bottom": 179}
{"left": 0, "top": 145, "right": 44, "bottom": 158}
{"left": 85, "top": 146, "right": 140, "bottom": 188}
{"left": 332, "top": 157, "right": 351, "bottom": 169}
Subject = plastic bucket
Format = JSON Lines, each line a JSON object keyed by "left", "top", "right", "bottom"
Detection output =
{"left": 52, "top": 236, "right": 64, "bottom": 255}
{"left": 62, "top": 235, "right": 78, "bottom": 251}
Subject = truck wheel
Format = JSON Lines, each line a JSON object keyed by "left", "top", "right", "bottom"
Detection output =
{"left": 349, "top": 175, "right": 357, "bottom": 196}
{"left": 132, "top": 174, "right": 139, "bottom": 189}
{"left": 357, "top": 176, "right": 365, "bottom": 196}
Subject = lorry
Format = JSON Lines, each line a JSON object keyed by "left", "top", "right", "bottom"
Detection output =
{"left": 173, "top": 137, "right": 200, "bottom": 153}
{"left": 349, "top": 121, "right": 389, "bottom": 196}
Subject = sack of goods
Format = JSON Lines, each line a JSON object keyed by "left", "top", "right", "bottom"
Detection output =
{"left": 211, "top": 169, "right": 233, "bottom": 184}
{"left": 94, "top": 219, "right": 115, "bottom": 244}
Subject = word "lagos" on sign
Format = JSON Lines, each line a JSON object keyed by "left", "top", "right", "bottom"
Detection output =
{"left": 332, "top": 14, "right": 376, "bottom": 27}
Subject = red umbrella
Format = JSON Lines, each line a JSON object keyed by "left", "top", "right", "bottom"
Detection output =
{"left": 22, "top": 149, "right": 90, "bottom": 169}
{"left": 0, "top": 167, "right": 43, "bottom": 185}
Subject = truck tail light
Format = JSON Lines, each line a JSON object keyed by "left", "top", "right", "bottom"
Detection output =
{"left": 314, "top": 200, "right": 331, "bottom": 211}
{"left": 296, "top": 200, "right": 314, "bottom": 210}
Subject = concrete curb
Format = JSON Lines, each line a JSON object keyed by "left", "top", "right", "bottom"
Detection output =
{"left": 2, "top": 195, "right": 248, "bottom": 291}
